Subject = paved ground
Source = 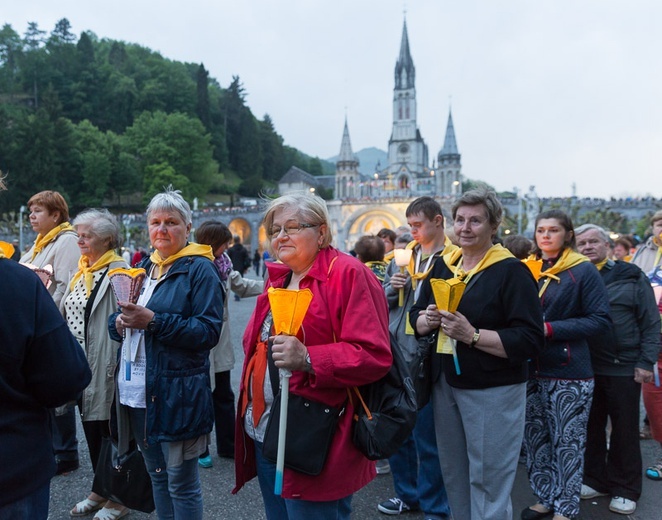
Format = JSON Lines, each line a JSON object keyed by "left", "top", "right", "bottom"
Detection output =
{"left": 48, "top": 272, "right": 662, "bottom": 519}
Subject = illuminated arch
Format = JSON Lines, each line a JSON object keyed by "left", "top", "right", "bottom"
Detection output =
{"left": 228, "top": 218, "right": 252, "bottom": 244}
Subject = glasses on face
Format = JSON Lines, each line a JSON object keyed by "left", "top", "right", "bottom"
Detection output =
{"left": 269, "top": 222, "right": 318, "bottom": 239}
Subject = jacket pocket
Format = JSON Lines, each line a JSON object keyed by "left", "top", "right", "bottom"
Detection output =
{"left": 153, "top": 366, "right": 213, "bottom": 439}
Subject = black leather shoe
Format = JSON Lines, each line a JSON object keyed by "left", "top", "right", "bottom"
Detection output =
{"left": 55, "top": 459, "right": 79, "bottom": 475}
{"left": 521, "top": 506, "right": 553, "bottom": 520}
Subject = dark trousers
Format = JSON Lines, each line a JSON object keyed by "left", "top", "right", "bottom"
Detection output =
{"left": 81, "top": 419, "right": 111, "bottom": 473}
{"left": 213, "top": 371, "right": 235, "bottom": 456}
{"left": 49, "top": 406, "right": 78, "bottom": 462}
{"left": 584, "top": 374, "right": 642, "bottom": 501}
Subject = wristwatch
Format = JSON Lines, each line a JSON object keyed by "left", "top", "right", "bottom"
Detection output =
{"left": 146, "top": 317, "right": 158, "bottom": 333}
{"left": 470, "top": 328, "right": 480, "bottom": 347}
{"left": 304, "top": 351, "right": 312, "bottom": 370}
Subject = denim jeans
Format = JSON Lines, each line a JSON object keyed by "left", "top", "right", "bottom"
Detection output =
{"left": 253, "top": 441, "right": 352, "bottom": 520}
{"left": 127, "top": 407, "right": 203, "bottom": 520}
{"left": 0, "top": 481, "right": 49, "bottom": 520}
{"left": 388, "top": 402, "right": 451, "bottom": 518}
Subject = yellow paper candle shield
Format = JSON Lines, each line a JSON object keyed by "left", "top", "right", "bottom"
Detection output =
{"left": 267, "top": 287, "right": 314, "bottom": 335}
{"left": 0, "top": 241, "right": 15, "bottom": 258}
{"left": 430, "top": 278, "right": 466, "bottom": 313}
{"left": 107, "top": 267, "right": 147, "bottom": 304}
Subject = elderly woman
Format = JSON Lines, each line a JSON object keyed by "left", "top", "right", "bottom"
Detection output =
{"left": 410, "top": 188, "right": 544, "bottom": 520}
{"left": 20, "top": 190, "right": 81, "bottom": 475}
{"left": 233, "top": 192, "right": 392, "bottom": 520}
{"left": 109, "top": 188, "right": 223, "bottom": 520}
{"left": 194, "top": 220, "right": 263, "bottom": 467}
{"left": 63, "top": 209, "right": 129, "bottom": 520}
{"left": 521, "top": 209, "right": 610, "bottom": 520}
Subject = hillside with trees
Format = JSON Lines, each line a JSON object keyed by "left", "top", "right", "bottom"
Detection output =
{"left": 0, "top": 18, "right": 331, "bottom": 214}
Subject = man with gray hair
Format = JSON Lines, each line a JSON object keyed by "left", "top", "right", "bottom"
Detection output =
{"left": 575, "top": 223, "right": 660, "bottom": 516}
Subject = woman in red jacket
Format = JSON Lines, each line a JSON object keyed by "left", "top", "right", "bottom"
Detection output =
{"left": 233, "top": 192, "right": 392, "bottom": 519}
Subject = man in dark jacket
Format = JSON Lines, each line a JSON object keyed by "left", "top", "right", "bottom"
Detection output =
{"left": 226, "top": 235, "right": 250, "bottom": 301}
{"left": 576, "top": 224, "right": 660, "bottom": 516}
{"left": 0, "top": 254, "right": 92, "bottom": 518}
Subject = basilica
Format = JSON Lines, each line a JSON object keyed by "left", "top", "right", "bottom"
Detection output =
{"left": 277, "top": 19, "right": 463, "bottom": 250}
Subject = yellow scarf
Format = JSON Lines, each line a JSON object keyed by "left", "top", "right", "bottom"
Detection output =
{"left": 149, "top": 242, "right": 214, "bottom": 280}
{"left": 0, "top": 241, "right": 14, "bottom": 259}
{"left": 444, "top": 243, "right": 514, "bottom": 284}
{"left": 69, "top": 250, "right": 124, "bottom": 297}
{"left": 535, "top": 248, "right": 589, "bottom": 298}
{"left": 406, "top": 237, "right": 458, "bottom": 290}
{"left": 31, "top": 222, "right": 75, "bottom": 261}
{"left": 595, "top": 258, "right": 608, "bottom": 271}
{"left": 384, "top": 250, "right": 395, "bottom": 263}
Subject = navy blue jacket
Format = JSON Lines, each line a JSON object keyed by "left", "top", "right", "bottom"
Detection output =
{"left": 532, "top": 259, "right": 611, "bottom": 379}
{"left": 109, "top": 254, "right": 223, "bottom": 445}
{"left": 1, "top": 259, "right": 91, "bottom": 506}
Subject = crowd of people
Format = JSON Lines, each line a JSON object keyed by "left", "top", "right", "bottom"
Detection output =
{"left": 1, "top": 181, "right": 662, "bottom": 520}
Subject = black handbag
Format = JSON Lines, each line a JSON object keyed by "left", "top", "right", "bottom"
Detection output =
{"left": 92, "top": 437, "right": 155, "bottom": 513}
{"left": 262, "top": 391, "right": 343, "bottom": 475}
{"left": 409, "top": 333, "right": 436, "bottom": 410}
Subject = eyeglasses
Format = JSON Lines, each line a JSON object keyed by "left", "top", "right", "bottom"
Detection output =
{"left": 269, "top": 222, "right": 319, "bottom": 239}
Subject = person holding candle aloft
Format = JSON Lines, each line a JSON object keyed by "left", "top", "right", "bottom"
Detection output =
{"left": 377, "top": 196, "right": 453, "bottom": 519}
{"left": 521, "top": 209, "right": 611, "bottom": 520}
{"left": 411, "top": 188, "right": 544, "bottom": 520}
{"left": 233, "top": 192, "right": 391, "bottom": 520}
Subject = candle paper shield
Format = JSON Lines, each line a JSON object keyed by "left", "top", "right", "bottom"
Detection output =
{"left": 267, "top": 287, "right": 314, "bottom": 335}
{"left": 22, "top": 263, "right": 54, "bottom": 289}
{"left": 430, "top": 278, "right": 466, "bottom": 313}
{"left": 108, "top": 267, "right": 147, "bottom": 304}
{"left": 523, "top": 258, "right": 543, "bottom": 281}
{"left": 393, "top": 248, "right": 413, "bottom": 268}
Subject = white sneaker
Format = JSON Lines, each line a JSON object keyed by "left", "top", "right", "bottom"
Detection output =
{"left": 580, "top": 484, "right": 607, "bottom": 500}
{"left": 609, "top": 496, "right": 636, "bottom": 515}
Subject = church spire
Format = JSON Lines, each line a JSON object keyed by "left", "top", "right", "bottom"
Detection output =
{"left": 439, "top": 109, "right": 459, "bottom": 156}
{"left": 394, "top": 19, "right": 415, "bottom": 89}
{"left": 338, "top": 117, "right": 355, "bottom": 163}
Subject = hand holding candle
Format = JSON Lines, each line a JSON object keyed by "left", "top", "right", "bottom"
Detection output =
{"left": 393, "top": 248, "right": 413, "bottom": 307}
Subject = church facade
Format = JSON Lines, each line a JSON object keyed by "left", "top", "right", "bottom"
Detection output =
{"left": 278, "top": 18, "right": 464, "bottom": 250}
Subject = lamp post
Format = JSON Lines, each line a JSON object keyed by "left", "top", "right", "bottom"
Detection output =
{"left": 19, "top": 205, "right": 26, "bottom": 253}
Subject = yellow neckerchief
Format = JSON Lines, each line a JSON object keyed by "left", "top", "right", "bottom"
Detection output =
{"left": 149, "top": 242, "right": 214, "bottom": 280}
{"left": 69, "top": 250, "right": 124, "bottom": 297}
{"left": 0, "top": 241, "right": 14, "bottom": 259}
{"left": 31, "top": 222, "right": 75, "bottom": 261}
{"left": 536, "top": 248, "right": 589, "bottom": 298}
{"left": 652, "top": 233, "right": 662, "bottom": 267}
{"left": 595, "top": 258, "right": 609, "bottom": 271}
{"left": 406, "top": 237, "right": 457, "bottom": 290}
{"left": 444, "top": 243, "right": 514, "bottom": 284}
{"left": 384, "top": 250, "right": 395, "bottom": 263}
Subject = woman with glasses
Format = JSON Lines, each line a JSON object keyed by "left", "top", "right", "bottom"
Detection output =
{"left": 233, "top": 192, "right": 392, "bottom": 520}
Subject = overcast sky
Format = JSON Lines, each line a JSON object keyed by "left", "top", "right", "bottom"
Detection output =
{"left": 4, "top": 1, "right": 660, "bottom": 199}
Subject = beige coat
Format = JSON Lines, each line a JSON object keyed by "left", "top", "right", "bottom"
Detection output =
{"left": 20, "top": 230, "right": 80, "bottom": 311}
{"left": 632, "top": 237, "right": 661, "bottom": 274}
{"left": 62, "top": 259, "right": 128, "bottom": 421}
{"left": 209, "top": 271, "right": 263, "bottom": 384}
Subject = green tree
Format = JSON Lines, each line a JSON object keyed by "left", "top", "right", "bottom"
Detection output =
{"left": 0, "top": 24, "right": 22, "bottom": 96}
{"left": 143, "top": 162, "right": 191, "bottom": 203}
{"left": 196, "top": 63, "right": 210, "bottom": 130}
{"left": 260, "top": 114, "right": 285, "bottom": 181}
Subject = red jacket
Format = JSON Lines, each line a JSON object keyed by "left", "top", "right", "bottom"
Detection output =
{"left": 233, "top": 246, "right": 392, "bottom": 500}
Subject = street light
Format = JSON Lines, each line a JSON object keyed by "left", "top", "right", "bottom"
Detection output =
{"left": 19, "top": 205, "right": 26, "bottom": 253}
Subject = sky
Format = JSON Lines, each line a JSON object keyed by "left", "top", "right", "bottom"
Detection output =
{"left": 3, "top": 1, "right": 660, "bottom": 199}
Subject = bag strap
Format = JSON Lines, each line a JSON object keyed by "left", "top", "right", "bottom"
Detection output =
{"left": 84, "top": 267, "right": 109, "bottom": 346}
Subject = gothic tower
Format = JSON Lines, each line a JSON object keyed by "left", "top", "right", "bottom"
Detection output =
{"left": 436, "top": 109, "right": 462, "bottom": 196}
{"left": 335, "top": 118, "right": 360, "bottom": 200}
{"left": 386, "top": 18, "right": 429, "bottom": 193}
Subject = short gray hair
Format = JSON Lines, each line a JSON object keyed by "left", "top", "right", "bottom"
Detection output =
{"left": 451, "top": 186, "right": 503, "bottom": 230}
{"left": 575, "top": 223, "right": 610, "bottom": 243}
{"left": 262, "top": 192, "right": 333, "bottom": 253}
{"left": 73, "top": 208, "right": 121, "bottom": 249}
{"left": 146, "top": 186, "right": 192, "bottom": 225}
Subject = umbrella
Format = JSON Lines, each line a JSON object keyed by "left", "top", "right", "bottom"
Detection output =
{"left": 430, "top": 278, "right": 466, "bottom": 375}
{"left": 108, "top": 267, "right": 147, "bottom": 381}
{"left": 267, "top": 287, "right": 314, "bottom": 495}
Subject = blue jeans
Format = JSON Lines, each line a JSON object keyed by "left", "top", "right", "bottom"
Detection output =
{"left": 253, "top": 441, "right": 353, "bottom": 520}
{"left": 0, "top": 481, "right": 49, "bottom": 519}
{"left": 127, "top": 407, "right": 203, "bottom": 520}
{"left": 388, "top": 402, "right": 451, "bottom": 518}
